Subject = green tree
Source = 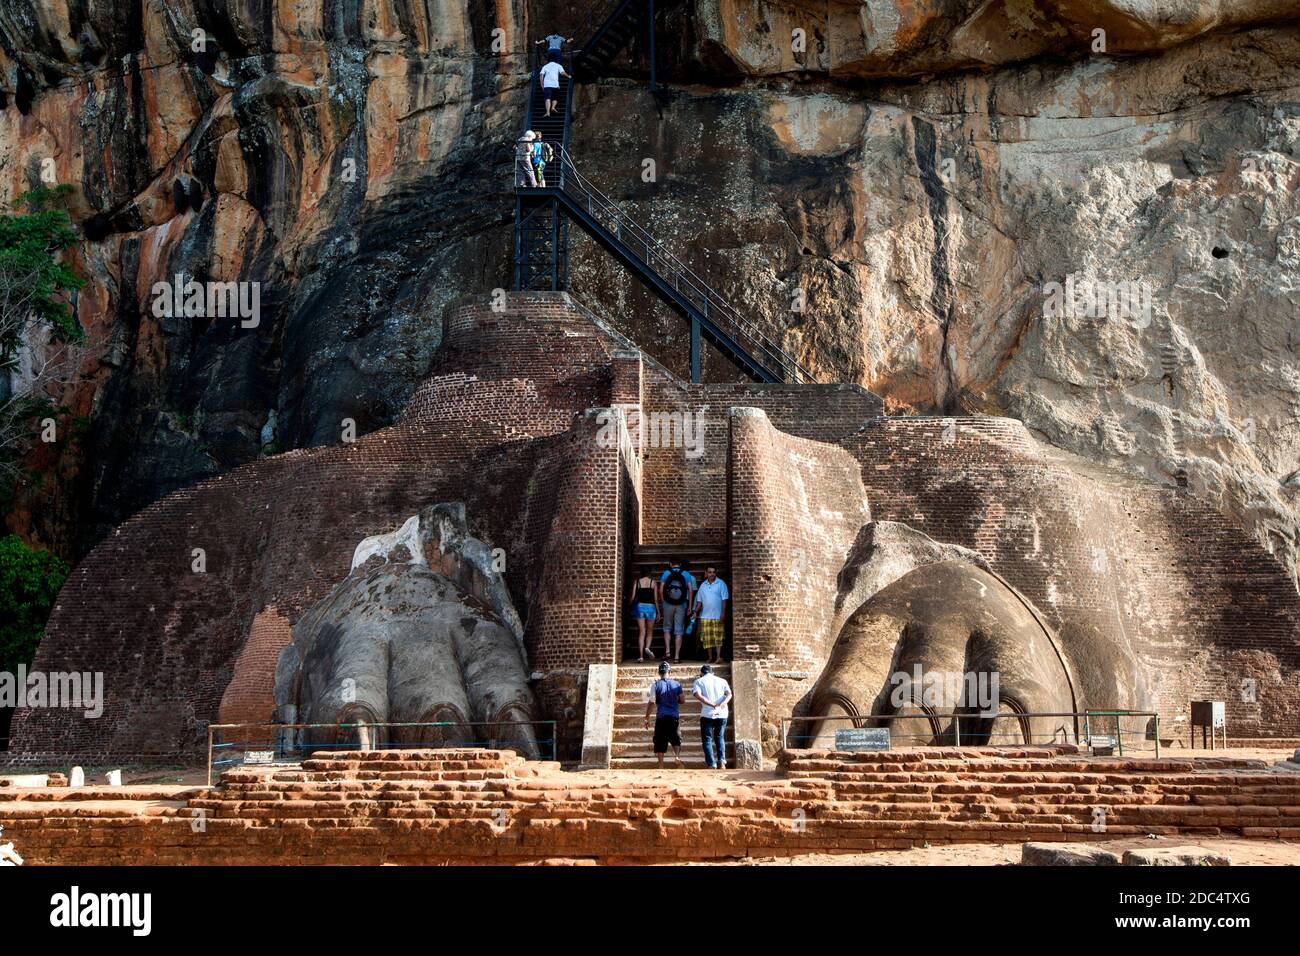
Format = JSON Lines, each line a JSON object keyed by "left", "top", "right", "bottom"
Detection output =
{"left": 0, "top": 533, "right": 68, "bottom": 674}
{"left": 0, "top": 184, "right": 88, "bottom": 487}
{"left": 0, "top": 184, "right": 84, "bottom": 351}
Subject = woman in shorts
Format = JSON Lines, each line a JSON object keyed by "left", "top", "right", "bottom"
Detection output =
{"left": 629, "top": 573, "right": 659, "bottom": 661}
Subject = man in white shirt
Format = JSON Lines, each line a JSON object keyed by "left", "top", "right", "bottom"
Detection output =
{"left": 693, "top": 664, "right": 732, "bottom": 770}
{"left": 538, "top": 60, "right": 568, "bottom": 117}
{"left": 693, "top": 565, "right": 730, "bottom": 664}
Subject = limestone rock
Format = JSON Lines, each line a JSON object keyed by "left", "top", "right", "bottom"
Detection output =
{"left": 1021, "top": 842, "right": 1121, "bottom": 866}
{"left": 688, "top": 1, "right": 1300, "bottom": 78}
{"left": 806, "top": 560, "right": 1084, "bottom": 747}
{"left": 274, "top": 503, "right": 541, "bottom": 758}
{"left": 1122, "top": 845, "right": 1232, "bottom": 866}
{"left": 830, "top": 520, "right": 991, "bottom": 639}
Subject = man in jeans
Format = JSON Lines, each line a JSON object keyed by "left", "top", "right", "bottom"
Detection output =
{"left": 643, "top": 661, "right": 683, "bottom": 768}
{"left": 693, "top": 664, "right": 732, "bottom": 770}
{"left": 656, "top": 559, "right": 695, "bottom": 662}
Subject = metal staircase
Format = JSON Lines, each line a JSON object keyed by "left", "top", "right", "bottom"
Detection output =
{"left": 574, "top": 0, "right": 683, "bottom": 82}
{"left": 514, "top": 2, "right": 813, "bottom": 385}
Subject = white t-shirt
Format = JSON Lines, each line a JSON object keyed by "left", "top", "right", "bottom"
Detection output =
{"left": 696, "top": 578, "right": 730, "bottom": 620}
{"left": 694, "top": 673, "right": 731, "bottom": 719}
{"left": 540, "top": 62, "right": 565, "bottom": 89}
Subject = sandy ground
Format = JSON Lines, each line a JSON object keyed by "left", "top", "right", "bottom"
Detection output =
{"left": 682, "top": 838, "right": 1300, "bottom": 866}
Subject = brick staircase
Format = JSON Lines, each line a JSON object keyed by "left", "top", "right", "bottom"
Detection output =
{"left": 620, "top": 542, "right": 729, "bottom": 662}
{"left": 611, "top": 663, "right": 736, "bottom": 768}
{"left": 778, "top": 748, "right": 1300, "bottom": 840}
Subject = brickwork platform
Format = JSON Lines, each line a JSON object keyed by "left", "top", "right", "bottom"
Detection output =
{"left": 3, "top": 748, "right": 1298, "bottom": 865}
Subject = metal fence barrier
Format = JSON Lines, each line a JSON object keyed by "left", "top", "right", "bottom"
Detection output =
{"left": 206, "top": 720, "right": 558, "bottom": 787}
{"left": 779, "top": 710, "right": 1161, "bottom": 758}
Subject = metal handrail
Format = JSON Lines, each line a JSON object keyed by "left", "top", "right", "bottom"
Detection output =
{"left": 780, "top": 710, "right": 1162, "bottom": 758}
{"left": 575, "top": 0, "right": 635, "bottom": 61}
{"left": 552, "top": 145, "right": 816, "bottom": 383}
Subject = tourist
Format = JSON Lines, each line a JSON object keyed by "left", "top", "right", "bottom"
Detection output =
{"left": 693, "top": 565, "right": 730, "bottom": 664}
{"left": 514, "top": 131, "right": 537, "bottom": 187}
{"left": 657, "top": 558, "right": 695, "bottom": 663}
{"left": 536, "top": 33, "right": 573, "bottom": 63}
{"left": 629, "top": 569, "right": 658, "bottom": 661}
{"left": 644, "top": 661, "right": 684, "bottom": 768}
{"left": 530, "top": 132, "right": 548, "bottom": 186}
{"left": 693, "top": 664, "right": 732, "bottom": 770}
{"left": 538, "top": 57, "right": 568, "bottom": 117}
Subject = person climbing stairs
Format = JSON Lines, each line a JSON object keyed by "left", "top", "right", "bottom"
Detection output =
{"left": 525, "top": 54, "right": 570, "bottom": 159}
{"left": 514, "top": 6, "right": 817, "bottom": 386}
{"left": 621, "top": 542, "right": 730, "bottom": 662}
{"left": 610, "top": 661, "right": 736, "bottom": 768}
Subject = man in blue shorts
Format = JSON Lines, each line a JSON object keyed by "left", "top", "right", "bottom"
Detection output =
{"left": 643, "top": 661, "right": 683, "bottom": 767}
{"left": 656, "top": 559, "right": 696, "bottom": 663}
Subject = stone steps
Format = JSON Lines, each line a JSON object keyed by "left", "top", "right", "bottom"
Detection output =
{"left": 610, "top": 663, "right": 735, "bottom": 766}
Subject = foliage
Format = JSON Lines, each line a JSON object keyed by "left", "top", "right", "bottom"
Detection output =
{"left": 0, "top": 534, "right": 69, "bottom": 673}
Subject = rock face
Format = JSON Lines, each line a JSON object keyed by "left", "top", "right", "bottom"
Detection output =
{"left": 274, "top": 503, "right": 541, "bottom": 758}
{"left": 1, "top": 1, "right": 1297, "bottom": 591}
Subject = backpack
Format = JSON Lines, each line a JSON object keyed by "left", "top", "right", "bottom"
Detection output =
{"left": 662, "top": 569, "right": 688, "bottom": 605}
{"left": 541, "top": 142, "right": 555, "bottom": 162}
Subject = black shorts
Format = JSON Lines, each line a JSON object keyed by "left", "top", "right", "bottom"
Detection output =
{"left": 653, "top": 715, "right": 681, "bottom": 753}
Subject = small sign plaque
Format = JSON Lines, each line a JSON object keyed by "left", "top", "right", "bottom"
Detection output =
{"left": 834, "top": 728, "right": 890, "bottom": 752}
{"left": 242, "top": 750, "right": 275, "bottom": 765}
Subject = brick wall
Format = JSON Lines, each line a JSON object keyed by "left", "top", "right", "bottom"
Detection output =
{"left": 216, "top": 606, "right": 293, "bottom": 736}
{"left": 727, "top": 407, "right": 871, "bottom": 751}
{"left": 638, "top": 364, "right": 881, "bottom": 547}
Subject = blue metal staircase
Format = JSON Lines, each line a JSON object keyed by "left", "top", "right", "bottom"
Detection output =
{"left": 514, "top": 2, "right": 813, "bottom": 385}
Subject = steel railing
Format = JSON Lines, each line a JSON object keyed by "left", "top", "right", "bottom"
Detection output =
{"left": 780, "top": 710, "right": 1161, "bottom": 758}
{"left": 519, "top": 1, "right": 814, "bottom": 385}
{"left": 206, "top": 720, "right": 558, "bottom": 787}
{"left": 549, "top": 145, "right": 816, "bottom": 384}
{"left": 574, "top": 0, "right": 637, "bottom": 62}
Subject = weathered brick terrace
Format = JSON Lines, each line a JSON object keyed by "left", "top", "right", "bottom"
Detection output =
{"left": 3, "top": 747, "right": 1299, "bottom": 865}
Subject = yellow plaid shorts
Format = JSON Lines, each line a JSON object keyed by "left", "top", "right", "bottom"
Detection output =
{"left": 699, "top": 618, "right": 725, "bottom": 650}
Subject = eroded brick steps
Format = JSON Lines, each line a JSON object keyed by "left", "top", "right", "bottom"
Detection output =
{"left": 7, "top": 747, "right": 1300, "bottom": 864}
